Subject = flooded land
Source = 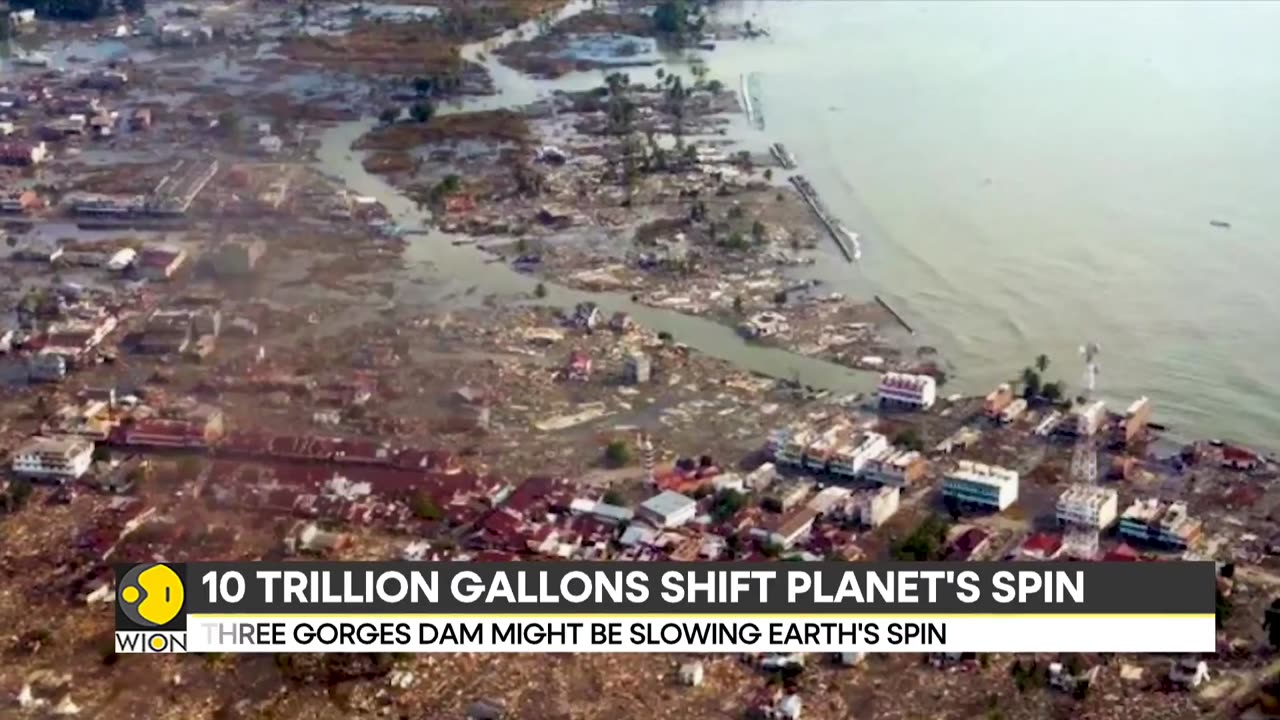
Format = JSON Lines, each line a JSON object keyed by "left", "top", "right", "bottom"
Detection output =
{"left": 0, "top": 2, "right": 1278, "bottom": 720}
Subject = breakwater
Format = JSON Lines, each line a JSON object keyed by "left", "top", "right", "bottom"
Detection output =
{"left": 789, "top": 174, "right": 856, "bottom": 262}
{"left": 741, "top": 73, "right": 764, "bottom": 130}
{"left": 875, "top": 295, "right": 915, "bottom": 334}
{"left": 770, "top": 142, "right": 797, "bottom": 169}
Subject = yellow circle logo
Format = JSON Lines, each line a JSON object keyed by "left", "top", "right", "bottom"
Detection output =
{"left": 118, "top": 564, "right": 185, "bottom": 627}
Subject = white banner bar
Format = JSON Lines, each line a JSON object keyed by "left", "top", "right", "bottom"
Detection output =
{"left": 134, "top": 616, "right": 1219, "bottom": 654}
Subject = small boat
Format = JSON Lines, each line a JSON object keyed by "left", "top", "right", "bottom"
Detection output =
{"left": 1210, "top": 220, "right": 1231, "bottom": 229}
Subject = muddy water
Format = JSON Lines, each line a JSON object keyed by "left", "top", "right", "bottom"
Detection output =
{"left": 314, "top": 121, "right": 875, "bottom": 395}
{"left": 311, "top": 4, "right": 877, "bottom": 395}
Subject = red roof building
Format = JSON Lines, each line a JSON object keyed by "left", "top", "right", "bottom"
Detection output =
{"left": 1018, "top": 532, "right": 1063, "bottom": 560}
{"left": 1103, "top": 543, "right": 1141, "bottom": 562}
{"left": 1223, "top": 445, "right": 1262, "bottom": 470}
{"left": 124, "top": 417, "right": 218, "bottom": 448}
{"left": 945, "top": 528, "right": 991, "bottom": 561}
{"left": 566, "top": 351, "right": 591, "bottom": 381}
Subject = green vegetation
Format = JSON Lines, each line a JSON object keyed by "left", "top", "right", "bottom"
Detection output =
{"left": 1, "top": 479, "right": 33, "bottom": 513}
{"left": 378, "top": 107, "right": 400, "bottom": 125}
{"left": 10, "top": 0, "right": 118, "bottom": 20}
{"left": 1265, "top": 599, "right": 1280, "bottom": 648}
{"left": 411, "top": 491, "right": 444, "bottom": 521}
{"left": 652, "top": 0, "right": 707, "bottom": 46}
{"left": 711, "top": 489, "right": 747, "bottom": 521}
{"left": 602, "top": 490, "right": 625, "bottom": 506}
{"left": 604, "top": 439, "right": 633, "bottom": 467}
{"left": 751, "top": 220, "right": 767, "bottom": 244}
{"left": 1216, "top": 587, "right": 1231, "bottom": 629}
{"left": 409, "top": 100, "right": 436, "bottom": 124}
{"left": 690, "top": 60, "right": 710, "bottom": 89}
{"left": 1009, "top": 659, "right": 1044, "bottom": 693}
{"left": 412, "top": 76, "right": 434, "bottom": 96}
{"left": 428, "top": 174, "right": 464, "bottom": 205}
{"left": 720, "top": 231, "right": 749, "bottom": 251}
{"left": 894, "top": 428, "right": 925, "bottom": 452}
{"left": 215, "top": 110, "right": 240, "bottom": 139}
{"left": 604, "top": 72, "right": 637, "bottom": 136}
{"left": 534, "top": 282, "right": 548, "bottom": 299}
{"left": 890, "top": 514, "right": 950, "bottom": 561}
{"left": 1020, "top": 366, "right": 1041, "bottom": 399}
{"left": 439, "top": 174, "right": 462, "bottom": 194}
{"left": 1019, "top": 354, "right": 1067, "bottom": 402}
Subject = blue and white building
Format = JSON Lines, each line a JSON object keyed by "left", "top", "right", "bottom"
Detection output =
{"left": 942, "top": 460, "right": 1019, "bottom": 512}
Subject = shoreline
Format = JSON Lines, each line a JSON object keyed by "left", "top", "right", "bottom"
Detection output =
{"left": 317, "top": 9, "right": 944, "bottom": 384}
{"left": 310, "top": 2, "right": 1250, "bottom": 453}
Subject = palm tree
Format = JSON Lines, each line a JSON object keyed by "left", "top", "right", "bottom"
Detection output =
{"left": 605, "top": 71, "right": 630, "bottom": 97}
{"left": 1035, "top": 354, "right": 1049, "bottom": 374}
{"left": 690, "top": 60, "right": 709, "bottom": 88}
{"left": 1021, "top": 367, "right": 1041, "bottom": 397}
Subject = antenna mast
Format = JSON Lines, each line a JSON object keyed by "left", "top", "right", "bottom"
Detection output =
{"left": 1063, "top": 341, "right": 1101, "bottom": 560}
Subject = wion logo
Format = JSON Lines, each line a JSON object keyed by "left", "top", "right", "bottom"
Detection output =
{"left": 114, "top": 562, "right": 189, "bottom": 654}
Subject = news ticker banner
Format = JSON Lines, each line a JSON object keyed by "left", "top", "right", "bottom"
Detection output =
{"left": 115, "top": 561, "right": 1216, "bottom": 654}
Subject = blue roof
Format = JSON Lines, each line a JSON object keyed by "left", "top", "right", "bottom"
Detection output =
{"left": 641, "top": 490, "right": 695, "bottom": 519}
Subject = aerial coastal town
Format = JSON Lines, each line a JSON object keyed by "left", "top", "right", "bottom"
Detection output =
{"left": 0, "top": 1, "right": 1278, "bottom": 719}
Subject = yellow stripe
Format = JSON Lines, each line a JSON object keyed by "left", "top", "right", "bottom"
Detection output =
{"left": 188, "top": 613, "right": 1214, "bottom": 620}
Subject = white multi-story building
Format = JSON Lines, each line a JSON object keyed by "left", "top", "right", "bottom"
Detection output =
{"left": 1058, "top": 400, "right": 1107, "bottom": 437}
{"left": 942, "top": 460, "right": 1019, "bottom": 512}
{"left": 11, "top": 436, "right": 95, "bottom": 483}
{"left": 1118, "top": 498, "right": 1202, "bottom": 550}
{"left": 637, "top": 491, "right": 697, "bottom": 529}
{"left": 999, "top": 398, "right": 1028, "bottom": 424}
{"left": 803, "top": 424, "right": 854, "bottom": 473}
{"left": 877, "top": 372, "right": 938, "bottom": 410}
{"left": 853, "top": 486, "right": 901, "bottom": 528}
{"left": 861, "top": 448, "right": 927, "bottom": 487}
{"left": 1055, "top": 484, "right": 1118, "bottom": 529}
{"left": 829, "top": 432, "right": 890, "bottom": 479}
{"left": 773, "top": 429, "right": 815, "bottom": 467}
{"left": 807, "top": 486, "right": 853, "bottom": 515}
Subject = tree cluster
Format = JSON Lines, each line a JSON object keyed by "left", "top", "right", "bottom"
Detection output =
{"left": 0, "top": 479, "right": 33, "bottom": 514}
{"left": 410, "top": 491, "right": 444, "bottom": 521}
{"left": 604, "top": 439, "right": 633, "bottom": 467}
{"left": 651, "top": 0, "right": 707, "bottom": 46}
{"left": 890, "top": 514, "right": 950, "bottom": 561}
{"left": 1019, "top": 354, "right": 1065, "bottom": 403}
{"left": 710, "top": 488, "right": 747, "bottom": 521}
{"left": 9, "top": 0, "right": 142, "bottom": 20}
